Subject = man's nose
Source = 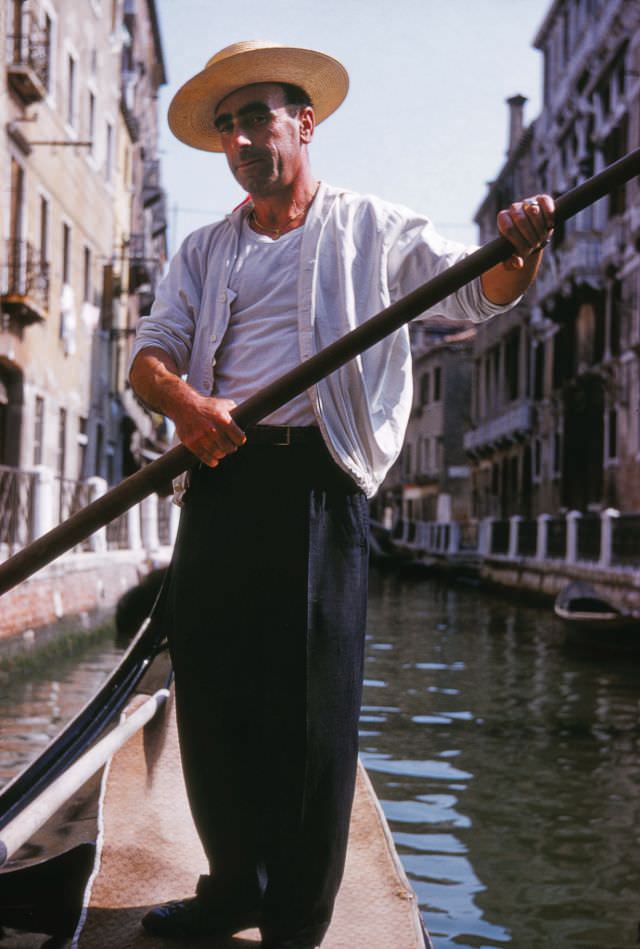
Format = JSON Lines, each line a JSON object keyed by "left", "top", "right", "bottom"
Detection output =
{"left": 230, "top": 122, "right": 252, "bottom": 147}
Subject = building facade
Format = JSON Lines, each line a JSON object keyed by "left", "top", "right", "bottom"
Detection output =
{"left": 467, "top": 0, "right": 640, "bottom": 520}
{"left": 0, "top": 0, "right": 166, "bottom": 543}
{"left": 377, "top": 319, "right": 476, "bottom": 525}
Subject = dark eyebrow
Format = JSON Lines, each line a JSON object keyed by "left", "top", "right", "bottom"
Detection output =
{"left": 214, "top": 101, "right": 273, "bottom": 132}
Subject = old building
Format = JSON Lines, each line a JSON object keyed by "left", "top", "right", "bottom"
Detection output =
{"left": 0, "top": 0, "right": 166, "bottom": 543}
{"left": 467, "top": 0, "right": 640, "bottom": 519}
{"left": 465, "top": 97, "right": 540, "bottom": 520}
{"left": 532, "top": 0, "right": 640, "bottom": 514}
{"left": 377, "top": 319, "right": 475, "bottom": 525}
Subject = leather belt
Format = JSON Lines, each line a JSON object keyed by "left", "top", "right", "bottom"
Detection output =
{"left": 244, "top": 425, "right": 322, "bottom": 447}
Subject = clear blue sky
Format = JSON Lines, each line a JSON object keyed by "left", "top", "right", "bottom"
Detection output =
{"left": 155, "top": 0, "right": 551, "bottom": 252}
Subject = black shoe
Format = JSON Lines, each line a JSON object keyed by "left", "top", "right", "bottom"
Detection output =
{"left": 142, "top": 896, "right": 260, "bottom": 939}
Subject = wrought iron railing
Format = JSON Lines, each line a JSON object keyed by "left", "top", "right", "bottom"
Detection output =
{"left": 517, "top": 520, "right": 537, "bottom": 557}
{"left": 106, "top": 513, "right": 130, "bottom": 550}
{"left": 577, "top": 514, "right": 601, "bottom": 562}
{"left": 459, "top": 521, "right": 478, "bottom": 551}
{"left": 57, "top": 478, "right": 92, "bottom": 550}
{"left": 0, "top": 466, "right": 36, "bottom": 556}
{"left": 546, "top": 517, "right": 567, "bottom": 559}
{"left": 7, "top": 25, "right": 50, "bottom": 89}
{"left": 157, "top": 497, "right": 173, "bottom": 547}
{"left": 490, "top": 519, "right": 509, "bottom": 555}
{"left": 611, "top": 514, "right": 640, "bottom": 567}
{"left": 3, "top": 240, "right": 50, "bottom": 312}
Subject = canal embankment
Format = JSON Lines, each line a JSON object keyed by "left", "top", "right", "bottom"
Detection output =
{"left": 0, "top": 487, "right": 178, "bottom": 657}
{"left": 383, "top": 508, "right": 640, "bottom": 611}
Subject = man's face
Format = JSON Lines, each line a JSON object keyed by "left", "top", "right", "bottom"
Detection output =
{"left": 214, "top": 83, "right": 313, "bottom": 196}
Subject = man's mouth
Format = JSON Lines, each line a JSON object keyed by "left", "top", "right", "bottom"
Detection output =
{"left": 237, "top": 156, "right": 264, "bottom": 170}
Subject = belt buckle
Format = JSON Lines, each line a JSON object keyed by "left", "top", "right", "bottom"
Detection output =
{"left": 273, "top": 426, "right": 291, "bottom": 446}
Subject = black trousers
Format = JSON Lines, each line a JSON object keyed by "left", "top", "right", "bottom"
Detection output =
{"left": 165, "top": 432, "right": 369, "bottom": 943}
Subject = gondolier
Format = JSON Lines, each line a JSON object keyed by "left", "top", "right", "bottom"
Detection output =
{"left": 129, "top": 40, "right": 554, "bottom": 949}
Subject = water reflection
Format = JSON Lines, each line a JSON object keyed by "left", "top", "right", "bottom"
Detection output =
{"left": 0, "top": 631, "right": 125, "bottom": 789}
{"left": 361, "top": 570, "right": 640, "bottom": 949}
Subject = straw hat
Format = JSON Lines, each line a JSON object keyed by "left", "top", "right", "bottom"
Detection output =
{"left": 167, "top": 40, "right": 349, "bottom": 153}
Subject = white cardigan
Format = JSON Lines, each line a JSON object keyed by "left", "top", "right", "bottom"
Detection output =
{"left": 130, "top": 181, "right": 512, "bottom": 498}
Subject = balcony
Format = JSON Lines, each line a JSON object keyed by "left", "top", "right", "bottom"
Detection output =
{"left": 151, "top": 191, "right": 168, "bottom": 237}
{"left": 7, "top": 28, "right": 49, "bottom": 104}
{"left": 555, "top": 232, "right": 602, "bottom": 290}
{"left": 464, "top": 400, "right": 533, "bottom": 454}
{"left": 1, "top": 240, "right": 49, "bottom": 324}
{"left": 142, "top": 160, "right": 162, "bottom": 207}
{"left": 601, "top": 217, "right": 627, "bottom": 272}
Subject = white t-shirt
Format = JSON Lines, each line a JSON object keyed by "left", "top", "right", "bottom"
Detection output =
{"left": 213, "top": 217, "right": 316, "bottom": 426}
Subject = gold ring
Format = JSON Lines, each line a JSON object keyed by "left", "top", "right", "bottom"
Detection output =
{"left": 523, "top": 199, "right": 539, "bottom": 211}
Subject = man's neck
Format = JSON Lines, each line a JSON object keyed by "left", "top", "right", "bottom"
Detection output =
{"left": 249, "top": 170, "right": 319, "bottom": 236}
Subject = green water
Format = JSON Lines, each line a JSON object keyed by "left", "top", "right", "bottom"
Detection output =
{"left": 1, "top": 575, "right": 639, "bottom": 948}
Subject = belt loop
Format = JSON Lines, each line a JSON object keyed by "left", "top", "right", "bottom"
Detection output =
{"left": 273, "top": 426, "right": 291, "bottom": 446}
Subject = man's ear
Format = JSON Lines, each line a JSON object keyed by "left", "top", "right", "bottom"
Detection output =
{"left": 299, "top": 106, "right": 315, "bottom": 144}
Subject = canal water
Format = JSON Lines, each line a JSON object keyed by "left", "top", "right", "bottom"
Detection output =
{"left": 1, "top": 573, "right": 640, "bottom": 948}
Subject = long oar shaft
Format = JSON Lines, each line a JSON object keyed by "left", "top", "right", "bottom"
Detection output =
{"left": 0, "top": 147, "right": 639, "bottom": 596}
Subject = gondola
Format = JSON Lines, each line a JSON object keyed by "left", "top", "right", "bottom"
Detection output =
{"left": 0, "top": 592, "right": 171, "bottom": 942}
{"left": 554, "top": 580, "right": 640, "bottom": 652}
{"left": 0, "top": 592, "right": 430, "bottom": 948}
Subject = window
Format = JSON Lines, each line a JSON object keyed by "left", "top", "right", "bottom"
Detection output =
{"left": 105, "top": 121, "right": 113, "bottom": 182}
{"left": 9, "top": 158, "right": 25, "bottom": 244}
{"left": 433, "top": 367, "right": 442, "bottom": 402}
{"left": 534, "top": 438, "right": 542, "bottom": 478}
{"left": 608, "top": 409, "right": 618, "bottom": 460}
{"left": 66, "top": 53, "right": 76, "bottom": 127}
{"left": 88, "top": 90, "right": 95, "bottom": 154}
{"left": 506, "top": 330, "right": 520, "bottom": 401}
{"left": 77, "top": 416, "right": 88, "bottom": 479}
{"left": 403, "top": 443, "right": 412, "bottom": 479}
{"left": 94, "top": 421, "right": 104, "bottom": 475}
{"left": 83, "top": 246, "right": 92, "bottom": 302}
{"left": 533, "top": 342, "right": 545, "bottom": 400}
{"left": 420, "top": 373, "right": 430, "bottom": 405}
{"left": 33, "top": 396, "right": 45, "bottom": 466}
{"left": 609, "top": 279, "right": 622, "bottom": 357}
{"left": 107, "top": 442, "right": 115, "bottom": 484}
{"left": 484, "top": 357, "right": 491, "bottom": 414}
{"left": 39, "top": 195, "right": 49, "bottom": 265}
{"left": 43, "top": 13, "right": 53, "bottom": 93}
{"left": 62, "top": 222, "right": 71, "bottom": 284}
{"left": 553, "top": 431, "right": 562, "bottom": 476}
{"left": 57, "top": 408, "right": 67, "bottom": 480}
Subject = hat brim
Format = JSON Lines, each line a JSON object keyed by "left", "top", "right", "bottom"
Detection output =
{"left": 168, "top": 45, "right": 349, "bottom": 153}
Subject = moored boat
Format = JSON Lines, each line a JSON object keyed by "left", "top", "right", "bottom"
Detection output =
{"left": 554, "top": 580, "right": 640, "bottom": 652}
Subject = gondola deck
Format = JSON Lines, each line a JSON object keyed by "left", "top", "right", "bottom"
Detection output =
{"left": 75, "top": 693, "right": 430, "bottom": 948}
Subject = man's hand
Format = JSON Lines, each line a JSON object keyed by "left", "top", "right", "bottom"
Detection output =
{"left": 481, "top": 194, "right": 555, "bottom": 305}
{"left": 173, "top": 392, "right": 246, "bottom": 468}
{"left": 497, "top": 194, "right": 555, "bottom": 270}
{"left": 129, "top": 347, "right": 246, "bottom": 468}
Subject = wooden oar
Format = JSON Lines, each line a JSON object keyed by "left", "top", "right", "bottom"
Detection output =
{"left": 0, "top": 147, "right": 639, "bottom": 597}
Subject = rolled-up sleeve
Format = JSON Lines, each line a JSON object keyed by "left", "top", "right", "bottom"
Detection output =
{"left": 128, "top": 235, "right": 203, "bottom": 378}
{"left": 386, "top": 208, "right": 519, "bottom": 323}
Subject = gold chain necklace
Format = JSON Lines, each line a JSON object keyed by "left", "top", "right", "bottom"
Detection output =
{"left": 249, "top": 183, "right": 319, "bottom": 238}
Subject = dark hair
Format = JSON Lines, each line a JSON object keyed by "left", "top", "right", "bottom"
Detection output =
{"left": 279, "top": 82, "right": 313, "bottom": 109}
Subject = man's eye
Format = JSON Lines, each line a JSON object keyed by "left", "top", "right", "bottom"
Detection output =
{"left": 247, "top": 113, "right": 268, "bottom": 127}
{"left": 216, "top": 122, "right": 233, "bottom": 135}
